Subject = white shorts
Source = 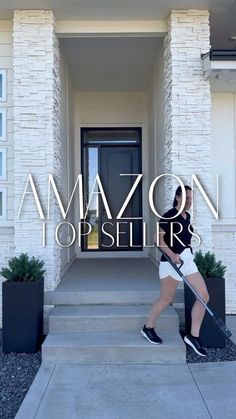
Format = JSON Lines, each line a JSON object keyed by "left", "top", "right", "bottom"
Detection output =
{"left": 159, "top": 248, "right": 198, "bottom": 282}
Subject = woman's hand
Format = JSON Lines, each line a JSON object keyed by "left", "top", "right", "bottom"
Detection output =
{"left": 170, "top": 253, "right": 182, "bottom": 264}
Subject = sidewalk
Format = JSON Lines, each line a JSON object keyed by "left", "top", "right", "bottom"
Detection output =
{"left": 15, "top": 315, "right": 236, "bottom": 419}
{"left": 15, "top": 360, "right": 236, "bottom": 419}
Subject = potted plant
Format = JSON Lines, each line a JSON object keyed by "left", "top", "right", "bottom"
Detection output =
{"left": 1, "top": 253, "right": 45, "bottom": 353}
{"left": 184, "top": 250, "right": 227, "bottom": 348}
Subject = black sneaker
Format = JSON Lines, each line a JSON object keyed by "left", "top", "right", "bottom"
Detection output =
{"left": 184, "top": 334, "right": 207, "bottom": 357}
{"left": 141, "top": 325, "right": 163, "bottom": 344}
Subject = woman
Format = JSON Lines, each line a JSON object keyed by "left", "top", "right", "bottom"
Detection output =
{"left": 141, "top": 185, "right": 210, "bottom": 356}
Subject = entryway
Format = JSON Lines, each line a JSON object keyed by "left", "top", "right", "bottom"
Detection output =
{"left": 81, "top": 128, "right": 143, "bottom": 251}
{"left": 59, "top": 34, "right": 165, "bottom": 262}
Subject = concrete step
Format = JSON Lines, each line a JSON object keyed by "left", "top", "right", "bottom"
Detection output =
{"left": 42, "top": 331, "right": 186, "bottom": 364}
{"left": 48, "top": 304, "right": 179, "bottom": 333}
{"left": 44, "top": 288, "right": 183, "bottom": 305}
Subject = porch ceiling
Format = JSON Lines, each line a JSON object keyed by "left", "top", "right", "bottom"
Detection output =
{"left": 0, "top": 1, "right": 235, "bottom": 49}
{"left": 0, "top": 1, "right": 233, "bottom": 20}
{"left": 60, "top": 37, "right": 162, "bottom": 91}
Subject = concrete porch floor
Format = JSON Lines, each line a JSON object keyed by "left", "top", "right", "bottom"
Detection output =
{"left": 58, "top": 258, "right": 161, "bottom": 291}
{"left": 44, "top": 258, "right": 183, "bottom": 306}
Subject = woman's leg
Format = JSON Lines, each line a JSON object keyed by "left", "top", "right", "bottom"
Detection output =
{"left": 185, "top": 271, "right": 210, "bottom": 337}
{"left": 145, "top": 276, "right": 179, "bottom": 328}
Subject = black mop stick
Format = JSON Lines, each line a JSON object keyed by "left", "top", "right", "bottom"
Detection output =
{"left": 155, "top": 243, "right": 232, "bottom": 339}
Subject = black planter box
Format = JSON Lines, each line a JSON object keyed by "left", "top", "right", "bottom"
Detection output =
{"left": 184, "top": 277, "right": 226, "bottom": 348}
{"left": 2, "top": 277, "right": 44, "bottom": 353}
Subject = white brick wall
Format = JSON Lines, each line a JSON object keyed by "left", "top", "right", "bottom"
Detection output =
{"left": 163, "top": 10, "right": 213, "bottom": 253}
{"left": 13, "top": 10, "right": 62, "bottom": 291}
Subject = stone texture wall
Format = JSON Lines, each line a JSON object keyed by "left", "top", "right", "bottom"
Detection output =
{"left": 13, "top": 10, "right": 62, "bottom": 291}
{"left": 163, "top": 10, "right": 213, "bottom": 254}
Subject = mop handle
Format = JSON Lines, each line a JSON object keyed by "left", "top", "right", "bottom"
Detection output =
{"left": 155, "top": 243, "right": 232, "bottom": 339}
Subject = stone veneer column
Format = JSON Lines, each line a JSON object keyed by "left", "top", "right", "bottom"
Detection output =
{"left": 163, "top": 10, "right": 213, "bottom": 252}
{"left": 13, "top": 10, "right": 61, "bottom": 290}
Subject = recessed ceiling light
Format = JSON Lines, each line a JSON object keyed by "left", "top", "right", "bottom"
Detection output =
{"left": 229, "top": 36, "right": 236, "bottom": 40}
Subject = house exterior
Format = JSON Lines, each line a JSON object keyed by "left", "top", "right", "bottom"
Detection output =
{"left": 0, "top": 0, "right": 236, "bottom": 328}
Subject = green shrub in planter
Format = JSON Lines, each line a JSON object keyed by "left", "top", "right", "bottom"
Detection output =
{"left": 193, "top": 250, "right": 226, "bottom": 279}
{"left": 184, "top": 250, "right": 227, "bottom": 348}
{"left": 1, "top": 253, "right": 45, "bottom": 353}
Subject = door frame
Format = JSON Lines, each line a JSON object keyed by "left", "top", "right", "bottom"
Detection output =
{"left": 80, "top": 127, "right": 143, "bottom": 252}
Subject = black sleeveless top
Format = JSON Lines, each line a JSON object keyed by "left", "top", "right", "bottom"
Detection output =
{"left": 158, "top": 207, "right": 194, "bottom": 261}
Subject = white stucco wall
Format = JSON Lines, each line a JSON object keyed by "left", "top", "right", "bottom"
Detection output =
{"left": 211, "top": 93, "right": 236, "bottom": 219}
{"left": 148, "top": 41, "right": 165, "bottom": 264}
{"left": 211, "top": 92, "right": 236, "bottom": 313}
{"left": 67, "top": 65, "right": 76, "bottom": 264}
{"left": 0, "top": 21, "right": 14, "bottom": 223}
{"left": 0, "top": 21, "right": 14, "bottom": 328}
{"left": 59, "top": 50, "right": 76, "bottom": 272}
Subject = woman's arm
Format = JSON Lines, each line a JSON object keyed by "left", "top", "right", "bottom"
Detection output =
{"left": 157, "top": 227, "right": 182, "bottom": 264}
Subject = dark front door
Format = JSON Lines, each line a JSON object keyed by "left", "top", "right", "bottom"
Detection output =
{"left": 100, "top": 146, "right": 142, "bottom": 250}
{"left": 81, "top": 128, "right": 142, "bottom": 251}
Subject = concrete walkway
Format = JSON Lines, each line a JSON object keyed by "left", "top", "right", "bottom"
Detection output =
{"left": 15, "top": 360, "right": 236, "bottom": 419}
{"left": 15, "top": 315, "right": 236, "bottom": 419}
